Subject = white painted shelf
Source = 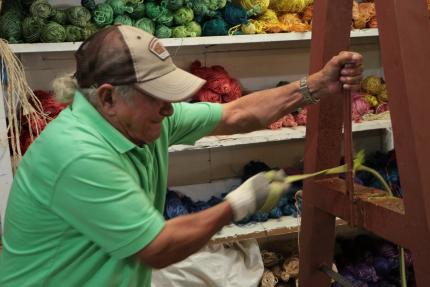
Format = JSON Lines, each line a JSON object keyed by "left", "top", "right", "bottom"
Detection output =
{"left": 9, "top": 29, "right": 379, "bottom": 54}
{"left": 169, "top": 119, "right": 392, "bottom": 152}
{"left": 210, "top": 215, "right": 346, "bottom": 244}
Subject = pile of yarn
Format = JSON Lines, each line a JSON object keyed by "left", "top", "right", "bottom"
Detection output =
{"left": 352, "top": 0, "right": 377, "bottom": 29}
{"left": 164, "top": 160, "right": 302, "bottom": 224}
{"left": 20, "top": 90, "right": 67, "bottom": 154}
{"left": 334, "top": 234, "right": 415, "bottom": 287}
{"left": 260, "top": 250, "right": 300, "bottom": 287}
{"left": 190, "top": 60, "right": 242, "bottom": 103}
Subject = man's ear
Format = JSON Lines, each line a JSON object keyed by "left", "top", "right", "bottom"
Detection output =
{"left": 96, "top": 84, "right": 116, "bottom": 116}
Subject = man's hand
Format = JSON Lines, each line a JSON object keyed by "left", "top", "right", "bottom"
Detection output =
{"left": 225, "top": 170, "right": 290, "bottom": 221}
{"left": 309, "top": 51, "right": 364, "bottom": 99}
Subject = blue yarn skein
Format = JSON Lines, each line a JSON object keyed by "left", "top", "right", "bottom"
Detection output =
{"left": 223, "top": 2, "right": 247, "bottom": 26}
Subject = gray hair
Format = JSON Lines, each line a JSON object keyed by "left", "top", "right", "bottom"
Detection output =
{"left": 52, "top": 75, "right": 134, "bottom": 105}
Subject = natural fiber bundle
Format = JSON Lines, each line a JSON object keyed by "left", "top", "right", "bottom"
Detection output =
{"left": 81, "top": 0, "right": 96, "bottom": 11}
{"left": 22, "top": 16, "right": 45, "bottom": 43}
{"left": 352, "top": 92, "right": 370, "bottom": 122}
{"left": 156, "top": 8, "right": 174, "bottom": 26}
{"left": 145, "top": 2, "right": 163, "bottom": 21}
{"left": 172, "top": 25, "right": 195, "bottom": 37}
{"left": 202, "top": 18, "right": 229, "bottom": 36}
{"left": 134, "top": 18, "right": 155, "bottom": 34}
{"left": 261, "top": 250, "right": 282, "bottom": 267}
{"left": 352, "top": 1, "right": 376, "bottom": 29}
{"left": 30, "top": 0, "right": 52, "bottom": 19}
{"left": 0, "top": 39, "right": 48, "bottom": 171}
{"left": 261, "top": 269, "right": 278, "bottom": 287}
{"left": 82, "top": 23, "right": 98, "bottom": 39}
{"left": 361, "top": 75, "right": 383, "bottom": 95}
{"left": 67, "top": 6, "right": 91, "bottom": 28}
{"left": 294, "top": 108, "right": 307, "bottom": 125}
{"left": 193, "top": 88, "right": 222, "bottom": 103}
{"left": 270, "top": 0, "right": 312, "bottom": 13}
{"left": 65, "top": 25, "right": 83, "bottom": 42}
{"left": 280, "top": 256, "right": 299, "bottom": 281}
{"left": 107, "top": 0, "right": 133, "bottom": 16}
{"left": 367, "top": 16, "right": 377, "bottom": 28}
{"left": 41, "top": 22, "right": 66, "bottom": 43}
{"left": 301, "top": 4, "right": 313, "bottom": 23}
{"left": 282, "top": 114, "right": 297, "bottom": 127}
{"left": 278, "top": 13, "right": 310, "bottom": 32}
{"left": 93, "top": 3, "right": 114, "bottom": 27}
{"left": 222, "top": 79, "right": 242, "bottom": 102}
{"left": 363, "top": 93, "right": 378, "bottom": 107}
{"left": 268, "top": 119, "right": 283, "bottom": 129}
{"left": 377, "top": 84, "right": 388, "bottom": 102}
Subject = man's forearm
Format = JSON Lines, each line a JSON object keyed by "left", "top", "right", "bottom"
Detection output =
{"left": 136, "top": 201, "right": 233, "bottom": 268}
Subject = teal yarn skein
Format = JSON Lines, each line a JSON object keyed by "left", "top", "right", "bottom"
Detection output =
{"left": 30, "top": 0, "right": 53, "bottom": 19}
{"left": 114, "top": 15, "right": 134, "bottom": 25}
{"left": 22, "top": 16, "right": 45, "bottom": 43}
{"left": 41, "top": 22, "right": 66, "bottom": 43}
{"left": 93, "top": 3, "right": 114, "bottom": 27}
{"left": 155, "top": 24, "right": 172, "bottom": 38}
{"left": 202, "top": 18, "right": 228, "bottom": 36}
{"left": 134, "top": 18, "right": 155, "bottom": 34}
{"left": 174, "top": 7, "right": 194, "bottom": 25}
{"left": 107, "top": 0, "right": 133, "bottom": 16}
{"left": 223, "top": 2, "right": 248, "bottom": 26}
{"left": 67, "top": 6, "right": 91, "bottom": 28}
{"left": 65, "top": 25, "right": 83, "bottom": 42}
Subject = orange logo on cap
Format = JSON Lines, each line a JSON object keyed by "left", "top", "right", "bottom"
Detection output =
{"left": 149, "top": 38, "right": 170, "bottom": 61}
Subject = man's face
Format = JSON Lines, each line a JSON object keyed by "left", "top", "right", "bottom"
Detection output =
{"left": 111, "top": 86, "right": 174, "bottom": 145}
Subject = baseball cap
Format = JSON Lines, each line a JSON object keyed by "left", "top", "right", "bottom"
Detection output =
{"left": 74, "top": 24, "right": 206, "bottom": 102}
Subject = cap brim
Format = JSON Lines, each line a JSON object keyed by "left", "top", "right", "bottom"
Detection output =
{"left": 135, "top": 68, "right": 206, "bottom": 102}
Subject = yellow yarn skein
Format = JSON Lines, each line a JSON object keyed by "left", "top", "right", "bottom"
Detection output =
{"left": 238, "top": 0, "right": 270, "bottom": 14}
{"left": 270, "top": 0, "right": 313, "bottom": 13}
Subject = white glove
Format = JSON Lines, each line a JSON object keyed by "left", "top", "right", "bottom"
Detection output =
{"left": 225, "top": 170, "right": 290, "bottom": 221}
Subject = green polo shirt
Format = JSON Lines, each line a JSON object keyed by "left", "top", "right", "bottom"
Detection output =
{"left": 0, "top": 91, "right": 222, "bottom": 287}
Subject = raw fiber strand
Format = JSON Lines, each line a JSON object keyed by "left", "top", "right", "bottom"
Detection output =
{"left": 66, "top": 6, "right": 92, "bottom": 28}
{"left": 0, "top": 39, "right": 47, "bottom": 172}
{"left": 41, "top": 22, "right": 66, "bottom": 43}
{"left": 108, "top": 0, "right": 133, "bottom": 16}
{"left": 52, "top": 8, "right": 69, "bottom": 25}
{"left": 114, "top": 14, "right": 133, "bottom": 25}
{"left": 22, "top": 16, "right": 45, "bottom": 43}
{"left": 185, "top": 21, "right": 202, "bottom": 36}
{"left": 0, "top": 10, "right": 23, "bottom": 43}
{"left": 155, "top": 24, "right": 172, "bottom": 38}
{"left": 93, "top": 3, "right": 114, "bottom": 27}
{"left": 30, "top": 0, "right": 53, "bottom": 19}
{"left": 134, "top": 17, "right": 155, "bottom": 34}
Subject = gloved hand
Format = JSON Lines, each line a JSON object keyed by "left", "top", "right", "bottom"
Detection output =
{"left": 225, "top": 170, "right": 290, "bottom": 221}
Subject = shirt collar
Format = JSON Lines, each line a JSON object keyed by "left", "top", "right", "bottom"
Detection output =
{"left": 71, "top": 90, "right": 136, "bottom": 154}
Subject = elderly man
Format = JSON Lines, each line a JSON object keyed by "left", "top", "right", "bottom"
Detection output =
{"left": 0, "top": 25, "right": 362, "bottom": 286}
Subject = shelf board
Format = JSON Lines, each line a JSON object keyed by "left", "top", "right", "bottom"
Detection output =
{"left": 210, "top": 216, "right": 346, "bottom": 244}
{"left": 9, "top": 29, "right": 378, "bottom": 54}
{"left": 169, "top": 119, "right": 391, "bottom": 152}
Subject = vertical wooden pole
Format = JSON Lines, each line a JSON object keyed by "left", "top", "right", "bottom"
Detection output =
{"left": 299, "top": 0, "right": 353, "bottom": 286}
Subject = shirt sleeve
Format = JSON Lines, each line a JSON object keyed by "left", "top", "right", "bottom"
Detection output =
{"left": 50, "top": 153, "right": 165, "bottom": 259}
{"left": 168, "top": 102, "right": 223, "bottom": 146}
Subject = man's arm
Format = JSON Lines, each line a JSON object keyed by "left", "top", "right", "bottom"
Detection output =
{"left": 211, "top": 51, "right": 363, "bottom": 135}
{"left": 135, "top": 201, "right": 233, "bottom": 269}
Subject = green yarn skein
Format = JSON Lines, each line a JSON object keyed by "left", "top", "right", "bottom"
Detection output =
{"left": 114, "top": 15, "right": 134, "bottom": 25}
{"left": 186, "top": 21, "right": 202, "bottom": 37}
{"left": 155, "top": 24, "right": 172, "bottom": 38}
{"left": 82, "top": 23, "right": 99, "bottom": 39}
{"left": 172, "top": 25, "right": 195, "bottom": 38}
{"left": 81, "top": 0, "right": 96, "bottom": 11}
{"left": 108, "top": 0, "right": 133, "bottom": 16}
{"left": 22, "top": 16, "right": 45, "bottom": 43}
{"left": 208, "top": 0, "right": 227, "bottom": 10}
{"left": 67, "top": 6, "right": 91, "bottom": 28}
{"left": 134, "top": 18, "right": 155, "bottom": 34}
{"left": 188, "top": 0, "right": 216, "bottom": 18}
{"left": 41, "top": 22, "right": 66, "bottom": 43}
{"left": 157, "top": 7, "right": 174, "bottom": 26}
{"left": 128, "top": 3, "right": 146, "bottom": 20}
{"left": 52, "top": 9, "right": 69, "bottom": 25}
{"left": 125, "top": 0, "right": 144, "bottom": 4}
{"left": 161, "top": 0, "right": 185, "bottom": 11}
{"left": 65, "top": 25, "right": 83, "bottom": 42}
{"left": 174, "top": 7, "right": 194, "bottom": 25}
{"left": 145, "top": 2, "right": 163, "bottom": 21}
{"left": 93, "top": 3, "right": 114, "bottom": 27}
{"left": 30, "top": 0, "right": 53, "bottom": 19}
{"left": 0, "top": 11, "right": 23, "bottom": 43}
